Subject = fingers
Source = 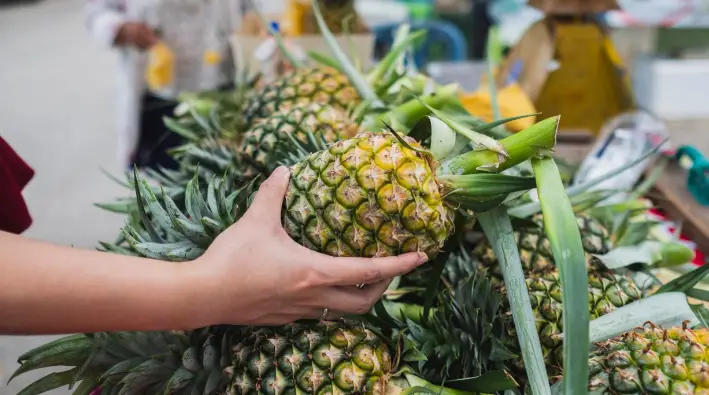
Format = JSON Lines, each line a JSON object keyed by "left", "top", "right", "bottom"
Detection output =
{"left": 317, "top": 252, "right": 428, "bottom": 286}
{"left": 316, "top": 279, "right": 393, "bottom": 315}
{"left": 248, "top": 166, "right": 291, "bottom": 224}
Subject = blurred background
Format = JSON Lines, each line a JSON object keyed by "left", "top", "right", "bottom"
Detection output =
{"left": 1, "top": 0, "right": 708, "bottom": 393}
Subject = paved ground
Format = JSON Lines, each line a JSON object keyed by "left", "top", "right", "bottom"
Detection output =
{"left": 1, "top": 0, "right": 127, "bottom": 393}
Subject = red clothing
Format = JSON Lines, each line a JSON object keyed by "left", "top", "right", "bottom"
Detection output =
{"left": 0, "top": 136, "right": 34, "bottom": 234}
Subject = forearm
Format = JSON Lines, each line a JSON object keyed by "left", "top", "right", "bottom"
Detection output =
{"left": 0, "top": 231, "right": 208, "bottom": 335}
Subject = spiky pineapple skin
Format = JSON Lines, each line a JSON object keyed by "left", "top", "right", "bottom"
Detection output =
{"left": 512, "top": 267, "right": 643, "bottom": 374}
{"left": 473, "top": 214, "right": 612, "bottom": 283}
{"left": 240, "top": 103, "right": 360, "bottom": 175}
{"left": 243, "top": 67, "right": 360, "bottom": 129}
{"left": 282, "top": 131, "right": 455, "bottom": 258}
{"left": 225, "top": 321, "right": 411, "bottom": 395}
{"left": 587, "top": 323, "right": 709, "bottom": 394}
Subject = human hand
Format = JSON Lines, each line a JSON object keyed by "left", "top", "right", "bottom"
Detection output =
{"left": 190, "top": 166, "right": 429, "bottom": 326}
{"left": 114, "top": 22, "right": 158, "bottom": 49}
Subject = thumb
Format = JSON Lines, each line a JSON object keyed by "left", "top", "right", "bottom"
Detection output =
{"left": 248, "top": 166, "right": 291, "bottom": 224}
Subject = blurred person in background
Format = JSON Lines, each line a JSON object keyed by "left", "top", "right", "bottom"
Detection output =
{"left": 84, "top": 0, "right": 249, "bottom": 171}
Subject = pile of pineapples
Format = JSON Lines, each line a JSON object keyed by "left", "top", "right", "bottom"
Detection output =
{"left": 11, "top": 2, "right": 709, "bottom": 394}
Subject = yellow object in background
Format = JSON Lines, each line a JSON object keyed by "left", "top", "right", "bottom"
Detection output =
{"left": 459, "top": 81, "right": 537, "bottom": 133}
{"left": 146, "top": 41, "right": 175, "bottom": 91}
{"left": 282, "top": 0, "right": 311, "bottom": 36}
{"left": 533, "top": 21, "right": 633, "bottom": 135}
{"left": 203, "top": 50, "right": 222, "bottom": 66}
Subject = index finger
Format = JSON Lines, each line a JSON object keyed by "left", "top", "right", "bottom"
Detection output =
{"left": 315, "top": 252, "right": 429, "bottom": 286}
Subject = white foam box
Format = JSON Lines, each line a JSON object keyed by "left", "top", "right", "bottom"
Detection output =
{"left": 632, "top": 55, "right": 709, "bottom": 119}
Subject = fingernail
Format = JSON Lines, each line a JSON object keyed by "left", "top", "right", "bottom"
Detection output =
{"left": 416, "top": 252, "right": 428, "bottom": 265}
{"left": 272, "top": 166, "right": 289, "bottom": 178}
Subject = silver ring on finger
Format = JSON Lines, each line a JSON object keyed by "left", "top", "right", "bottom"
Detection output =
{"left": 319, "top": 308, "right": 329, "bottom": 321}
{"left": 356, "top": 283, "right": 365, "bottom": 289}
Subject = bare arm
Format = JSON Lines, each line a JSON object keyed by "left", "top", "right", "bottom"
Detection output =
{"left": 0, "top": 231, "right": 201, "bottom": 334}
{"left": 0, "top": 167, "right": 427, "bottom": 335}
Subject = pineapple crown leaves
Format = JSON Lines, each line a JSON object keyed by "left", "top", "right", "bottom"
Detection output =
{"left": 507, "top": 136, "right": 670, "bottom": 219}
{"left": 120, "top": 167, "right": 257, "bottom": 261}
{"left": 251, "top": 0, "right": 422, "bottom": 105}
{"left": 369, "top": 241, "right": 520, "bottom": 392}
{"left": 10, "top": 329, "right": 238, "bottom": 395}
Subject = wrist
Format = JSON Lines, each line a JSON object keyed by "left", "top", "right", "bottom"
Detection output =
{"left": 169, "top": 259, "right": 221, "bottom": 329}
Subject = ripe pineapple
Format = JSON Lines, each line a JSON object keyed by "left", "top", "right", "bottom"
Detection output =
{"left": 118, "top": 114, "right": 559, "bottom": 261}
{"left": 10, "top": 321, "right": 464, "bottom": 395}
{"left": 585, "top": 322, "right": 709, "bottom": 394}
{"left": 242, "top": 67, "right": 360, "bottom": 130}
{"left": 396, "top": 242, "right": 643, "bottom": 385}
{"left": 239, "top": 103, "right": 362, "bottom": 176}
{"left": 281, "top": 131, "right": 480, "bottom": 258}
{"left": 503, "top": 266, "right": 643, "bottom": 379}
{"left": 472, "top": 213, "right": 612, "bottom": 284}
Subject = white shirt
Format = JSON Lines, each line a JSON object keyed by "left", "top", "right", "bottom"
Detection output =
{"left": 84, "top": 0, "right": 247, "bottom": 167}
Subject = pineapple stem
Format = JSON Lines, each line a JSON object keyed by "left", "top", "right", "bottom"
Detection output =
{"left": 437, "top": 173, "right": 537, "bottom": 212}
{"left": 363, "top": 84, "right": 460, "bottom": 132}
{"left": 438, "top": 115, "right": 559, "bottom": 176}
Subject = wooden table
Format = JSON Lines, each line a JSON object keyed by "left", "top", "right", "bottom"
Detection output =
{"left": 651, "top": 161, "right": 709, "bottom": 257}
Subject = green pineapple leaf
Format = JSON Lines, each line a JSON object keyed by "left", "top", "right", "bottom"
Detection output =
{"left": 72, "top": 376, "right": 101, "bottom": 395}
{"left": 132, "top": 167, "right": 163, "bottom": 243}
{"left": 366, "top": 30, "right": 427, "bottom": 87}
{"left": 531, "top": 156, "right": 588, "bottom": 395}
{"left": 593, "top": 241, "right": 695, "bottom": 270}
{"left": 306, "top": 50, "right": 343, "bottom": 72}
{"left": 508, "top": 137, "right": 668, "bottom": 218}
{"left": 15, "top": 334, "right": 87, "bottom": 364}
{"left": 311, "top": 0, "right": 379, "bottom": 103}
{"left": 16, "top": 368, "right": 81, "bottom": 395}
{"left": 656, "top": 261, "right": 709, "bottom": 295}
{"left": 443, "top": 371, "right": 518, "bottom": 393}
{"left": 476, "top": 206, "right": 550, "bottom": 395}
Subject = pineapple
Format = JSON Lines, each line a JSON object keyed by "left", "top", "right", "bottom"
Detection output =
{"left": 395, "top": 242, "right": 643, "bottom": 386}
{"left": 239, "top": 102, "right": 360, "bottom": 176}
{"left": 472, "top": 213, "right": 612, "bottom": 284}
{"left": 282, "top": 131, "right": 456, "bottom": 258}
{"left": 117, "top": 114, "right": 559, "bottom": 262}
{"left": 585, "top": 322, "right": 709, "bottom": 394}
{"left": 10, "top": 321, "right": 473, "bottom": 395}
{"left": 242, "top": 66, "right": 361, "bottom": 130}
{"left": 503, "top": 266, "right": 643, "bottom": 379}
